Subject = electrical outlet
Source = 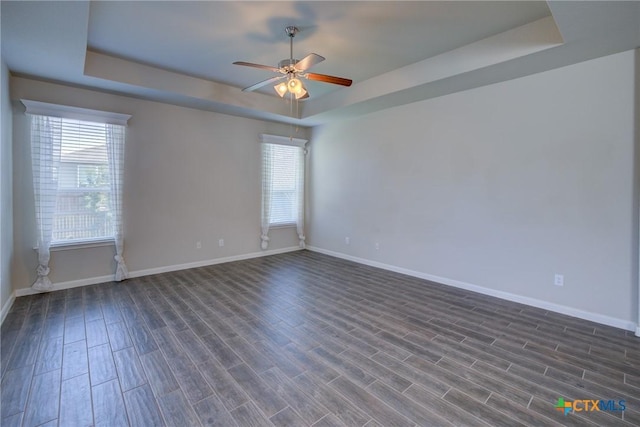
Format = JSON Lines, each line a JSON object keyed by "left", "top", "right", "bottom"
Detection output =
{"left": 375, "top": 242, "right": 380, "bottom": 250}
{"left": 196, "top": 241, "right": 202, "bottom": 249}
{"left": 345, "top": 237, "right": 350, "bottom": 245}
{"left": 218, "top": 239, "right": 224, "bottom": 247}
{"left": 554, "top": 274, "right": 564, "bottom": 286}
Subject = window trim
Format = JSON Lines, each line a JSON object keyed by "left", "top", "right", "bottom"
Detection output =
{"left": 269, "top": 222, "right": 297, "bottom": 229}
{"left": 21, "top": 99, "right": 131, "bottom": 125}
{"left": 35, "top": 238, "right": 115, "bottom": 252}
{"left": 260, "top": 139, "right": 305, "bottom": 226}
{"left": 22, "top": 100, "right": 130, "bottom": 246}
{"left": 259, "top": 133, "right": 308, "bottom": 250}
{"left": 259, "top": 133, "right": 307, "bottom": 148}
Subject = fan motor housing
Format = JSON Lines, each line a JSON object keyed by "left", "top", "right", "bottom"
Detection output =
{"left": 278, "top": 59, "right": 299, "bottom": 71}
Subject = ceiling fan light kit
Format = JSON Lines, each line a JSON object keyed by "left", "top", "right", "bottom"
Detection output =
{"left": 233, "top": 26, "right": 352, "bottom": 101}
{"left": 277, "top": 78, "right": 306, "bottom": 99}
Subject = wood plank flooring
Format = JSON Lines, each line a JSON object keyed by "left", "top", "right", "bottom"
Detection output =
{"left": 1, "top": 250, "right": 639, "bottom": 426}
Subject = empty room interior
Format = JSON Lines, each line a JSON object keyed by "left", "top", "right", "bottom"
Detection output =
{"left": 1, "top": 1, "right": 640, "bottom": 426}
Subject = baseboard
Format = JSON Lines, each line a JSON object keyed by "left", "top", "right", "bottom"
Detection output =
{"left": 128, "top": 246, "right": 301, "bottom": 278}
{"left": 15, "top": 274, "right": 115, "bottom": 297}
{"left": 15, "top": 246, "right": 302, "bottom": 298}
{"left": 1, "top": 292, "right": 16, "bottom": 324}
{"left": 307, "top": 246, "right": 638, "bottom": 333}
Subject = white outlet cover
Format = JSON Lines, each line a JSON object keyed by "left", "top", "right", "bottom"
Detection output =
{"left": 554, "top": 274, "right": 564, "bottom": 286}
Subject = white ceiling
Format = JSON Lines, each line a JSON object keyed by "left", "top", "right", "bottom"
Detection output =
{"left": 2, "top": 1, "right": 639, "bottom": 126}
{"left": 86, "top": 1, "right": 550, "bottom": 95}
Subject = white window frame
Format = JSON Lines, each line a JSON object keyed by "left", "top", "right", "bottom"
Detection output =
{"left": 260, "top": 133, "right": 307, "bottom": 250}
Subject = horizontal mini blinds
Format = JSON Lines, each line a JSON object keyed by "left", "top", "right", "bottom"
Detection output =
{"left": 32, "top": 117, "right": 121, "bottom": 243}
{"left": 264, "top": 143, "right": 302, "bottom": 225}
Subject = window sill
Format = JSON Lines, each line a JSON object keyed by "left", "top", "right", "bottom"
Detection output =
{"left": 269, "top": 223, "right": 297, "bottom": 229}
{"left": 34, "top": 238, "right": 115, "bottom": 252}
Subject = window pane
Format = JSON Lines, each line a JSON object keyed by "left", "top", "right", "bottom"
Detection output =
{"left": 53, "top": 118, "right": 113, "bottom": 243}
{"left": 268, "top": 144, "right": 300, "bottom": 225}
{"left": 53, "top": 189, "right": 112, "bottom": 241}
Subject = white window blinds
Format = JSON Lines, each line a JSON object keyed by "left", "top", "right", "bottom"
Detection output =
{"left": 265, "top": 143, "right": 301, "bottom": 226}
{"left": 260, "top": 134, "right": 307, "bottom": 250}
{"left": 52, "top": 118, "right": 114, "bottom": 243}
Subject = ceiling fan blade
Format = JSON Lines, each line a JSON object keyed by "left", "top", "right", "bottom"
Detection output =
{"left": 233, "top": 61, "right": 280, "bottom": 73}
{"left": 295, "top": 53, "right": 325, "bottom": 71}
{"left": 305, "top": 73, "right": 352, "bottom": 87}
{"left": 242, "top": 75, "right": 285, "bottom": 92}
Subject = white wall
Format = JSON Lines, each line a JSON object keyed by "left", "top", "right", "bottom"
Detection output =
{"left": 1, "top": 59, "right": 14, "bottom": 313}
{"left": 309, "top": 50, "right": 638, "bottom": 327}
{"left": 11, "top": 77, "right": 309, "bottom": 292}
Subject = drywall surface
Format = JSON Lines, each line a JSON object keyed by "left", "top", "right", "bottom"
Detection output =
{"left": 309, "top": 50, "right": 636, "bottom": 325}
{"left": 1, "top": 59, "right": 13, "bottom": 310}
{"left": 11, "top": 77, "right": 308, "bottom": 290}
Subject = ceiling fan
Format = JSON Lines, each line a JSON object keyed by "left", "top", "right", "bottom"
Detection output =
{"left": 233, "top": 26, "right": 352, "bottom": 100}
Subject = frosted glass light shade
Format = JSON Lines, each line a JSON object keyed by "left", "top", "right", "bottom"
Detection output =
{"left": 288, "top": 78, "right": 303, "bottom": 94}
{"left": 274, "top": 78, "right": 307, "bottom": 99}
{"left": 274, "top": 82, "right": 288, "bottom": 97}
{"left": 294, "top": 88, "right": 307, "bottom": 99}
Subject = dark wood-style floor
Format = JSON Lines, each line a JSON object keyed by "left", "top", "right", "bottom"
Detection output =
{"left": 1, "top": 250, "right": 639, "bottom": 427}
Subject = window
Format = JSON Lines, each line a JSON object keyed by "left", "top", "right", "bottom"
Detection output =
{"left": 23, "top": 100, "right": 131, "bottom": 290}
{"left": 260, "top": 134, "right": 307, "bottom": 250}
{"left": 54, "top": 119, "right": 113, "bottom": 243}
{"left": 266, "top": 143, "right": 301, "bottom": 226}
